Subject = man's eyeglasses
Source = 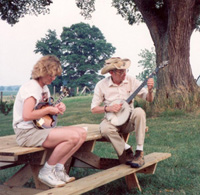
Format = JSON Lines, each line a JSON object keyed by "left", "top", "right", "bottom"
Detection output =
{"left": 113, "top": 69, "right": 128, "bottom": 75}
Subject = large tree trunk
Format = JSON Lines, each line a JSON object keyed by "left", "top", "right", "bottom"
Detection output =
{"left": 135, "top": 0, "right": 199, "bottom": 110}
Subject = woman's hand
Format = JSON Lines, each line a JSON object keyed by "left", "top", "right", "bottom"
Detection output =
{"left": 55, "top": 102, "right": 66, "bottom": 114}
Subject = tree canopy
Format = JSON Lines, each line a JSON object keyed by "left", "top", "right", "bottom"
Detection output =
{"left": 35, "top": 22, "right": 116, "bottom": 92}
{"left": 0, "top": 0, "right": 52, "bottom": 25}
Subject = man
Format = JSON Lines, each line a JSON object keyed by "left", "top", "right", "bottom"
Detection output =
{"left": 91, "top": 57, "right": 154, "bottom": 168}
{"left": 13, "top": 55, "right": 87, "bottom": 187}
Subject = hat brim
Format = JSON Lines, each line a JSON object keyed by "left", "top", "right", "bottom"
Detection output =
{"left": 101, "top": 58, "right": 131, "bottom": 74}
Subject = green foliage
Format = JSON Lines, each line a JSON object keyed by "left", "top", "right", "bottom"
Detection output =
{"left": 35, "top": 30, "right": 62, "bottom": 58}
{"left": 112, "top": 0, "right": 143, "bottom": 25}
{"left": 75, "top": 0, "right": 143, "bottom": 25}
{"left": 48, "top": 75, "right": 63, "bottom": 94}
{"left": 0, "top": 0, "right": 52, "bottom": 25}
{"left": 0, "top": 101, "right": 13, "bottom": 115}
{"left": 134, "top": 97, "right": 147, "bottom": 110}
{"left": 35, "top": 30, "right": 63, "bottom": 92}
{"left": 76, "top": 0, "right": 200, "bottom": 32}
{"left": 76, "top": 0, "right": 95, "bottom": 19}
{"left": 0, "top": 112, "right": 13, "bottom": 136}
{"left": 195, "top": 14, "right": 200, "bottom": 32}
{"left": 159, "top": 108, "right": 185, "bottom": 117}
{"left": 35, "top": 22, "right": 115, "bottom": 91}
{"left": 136, "top": 47, "right": 156, "bottom": 82}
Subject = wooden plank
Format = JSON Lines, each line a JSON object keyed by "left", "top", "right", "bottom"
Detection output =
{"left": 75, "top": 140, "right": 96, "bottom": 153}
{"left": 0, "top": 155, "right": 17, "bottom": 161}
{"left": 72, "top": 139, "right": 100, "bottom": 168}
{"left": 137, "top": 163, "right": 157, "bottom": 174}
{"left": 0, "top": 135, "right": 17, "bottom": 150}
{"left": 73, "top": 123, "right": 102, "bottom": 141}
{"left": 73, "top": 152, "right": 100, "bottom": 169}
{"left": 4, "top": 164, "right": 32, "bottom": 187}
{"left": 0, "top": 124, "right": 100, "bottom": 155}
{"left": 0, "top": 162, "right": 21, "bottom": 170}
{"left": 72, "top": 159, "right": 95, "bottom": 168}
{"left": 65, "top": 157, "right": 73, "bottom": 173}
{"left": 35, "top": 152, "right": 171, "bottom": 195}
{"left": 0, "top": 146, "right": 45, "bottom": 156}
{"left": 0, "top": 185, "right": 43, "bottom": 195}
{"left": 0, "top": 124, "right": 101, "bottom": 162}
{"left": 125, "top": 172, "right": 141, "bottom": 191}
{"left": 0, "top": 150, "right": 48, "bottom": 164}
{"left": 30, "top": 165, "right": 50, "bottom": 190}
{"left": 99, "top": 158, "right": 120, "bottom": 169}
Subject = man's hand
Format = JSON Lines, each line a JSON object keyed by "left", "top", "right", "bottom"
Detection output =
{"left": 146, "top": 78, "right": 154, "bottom": 102}
{"left": 147, "top": 78, "right": 154, "bottom": 92}
{"left": 107, "top": 103, "right": 122, "bottom": 113}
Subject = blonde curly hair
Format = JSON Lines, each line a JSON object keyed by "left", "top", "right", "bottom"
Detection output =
{"left": 31, "top": 55, "right": 62, "bottom": 79}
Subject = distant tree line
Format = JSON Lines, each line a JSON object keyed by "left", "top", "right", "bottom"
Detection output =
{"left": 0, "top": 86, "right": 20, "bottom": 91}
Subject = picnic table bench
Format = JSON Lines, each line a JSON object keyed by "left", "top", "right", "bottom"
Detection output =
{"left": 0, "top": 123, "right": 171, "bottom": 194}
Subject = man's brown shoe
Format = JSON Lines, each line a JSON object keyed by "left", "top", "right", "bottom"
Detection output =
{"left": 119, "top": 147, "right": 134, "bottom": 164}
{"left": 125, "top": 147, "right": 134, "bottom": 162}
{"left": 127, "top": 150, "right": 145, "bottom": 168}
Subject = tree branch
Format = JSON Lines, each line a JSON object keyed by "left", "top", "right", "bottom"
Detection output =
{"left": 133, "top": 0, "right": 168, "bottom": 44}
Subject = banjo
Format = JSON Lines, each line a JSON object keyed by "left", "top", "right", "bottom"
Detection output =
{"left": 106, "top": 61, "right": 168, "bottom": 126}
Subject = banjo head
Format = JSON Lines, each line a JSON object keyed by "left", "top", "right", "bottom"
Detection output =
{"left": 106, "top": 100, "right": 131, "bottom": 126}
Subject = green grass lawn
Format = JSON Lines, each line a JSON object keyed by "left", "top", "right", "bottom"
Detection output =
{"left": 0, "top": 95, "right": 200, "bottom": 194}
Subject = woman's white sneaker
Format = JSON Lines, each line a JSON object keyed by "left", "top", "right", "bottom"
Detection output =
{"left": 38, "top": 168, "right": 65, "bottom": 188}
{"left": 56, "top": 167, "right": 75, "bottom": 183}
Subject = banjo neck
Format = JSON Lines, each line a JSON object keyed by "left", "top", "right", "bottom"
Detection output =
{"left": 125, "top": 60, "right": 168, "bottom": 105}
{"left": 126, "top": 75, "right": 154, "bottom": 104}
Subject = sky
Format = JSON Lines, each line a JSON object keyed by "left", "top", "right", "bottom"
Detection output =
{"left": 0, "top": 0, "right": 200, "bottom": 86}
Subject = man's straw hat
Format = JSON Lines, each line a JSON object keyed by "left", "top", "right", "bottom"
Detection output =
{"left": 101, "top": 57, "right": 131, "bottom": 74}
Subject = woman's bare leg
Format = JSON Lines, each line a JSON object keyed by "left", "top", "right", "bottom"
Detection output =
{"left": 42, "top": 126, "right": 87, "bottom": 165}
{"left": 58, "top": 127, "right": 87, "bottom": 164}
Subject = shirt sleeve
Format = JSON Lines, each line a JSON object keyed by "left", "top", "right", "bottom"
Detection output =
{"left": 20, "top": 80, "right": 47, "bottom": 105}
{"left": 20, "top": 85, "right": 40, "bottom": 104}
{"left": 91, "top": 82, "right": 104, "bottom": 110}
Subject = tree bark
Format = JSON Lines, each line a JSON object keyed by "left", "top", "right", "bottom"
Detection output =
{"left": 135, "top": 0, "right": 200, "bottom": 109}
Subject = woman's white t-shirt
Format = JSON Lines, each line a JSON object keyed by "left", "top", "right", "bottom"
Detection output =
{"left": 13, "top": 79, "right": 50, "bottom": 129}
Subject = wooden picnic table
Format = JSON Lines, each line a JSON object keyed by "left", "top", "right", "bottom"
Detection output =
{"left": 0, "top": 123, "right": 171, "bottom": 194}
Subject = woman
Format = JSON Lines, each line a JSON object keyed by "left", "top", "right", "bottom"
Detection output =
{"left": 13, "top": 55, "right": 87, "bottom": 188}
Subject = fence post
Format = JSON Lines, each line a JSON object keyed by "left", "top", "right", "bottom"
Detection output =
{"left": 0, "top": 91, "right": 2, "bottom": 103}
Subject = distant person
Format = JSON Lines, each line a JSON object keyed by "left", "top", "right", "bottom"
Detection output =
{"left": 91, "top": 57, "right": 154, "bottom": 168}
{"left": 13, "top": 55, "right": 87, "bottom": 188}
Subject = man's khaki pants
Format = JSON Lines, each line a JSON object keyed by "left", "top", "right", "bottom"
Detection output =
{"left": 100, "top": 107, "right": 146, "bottom": 156}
